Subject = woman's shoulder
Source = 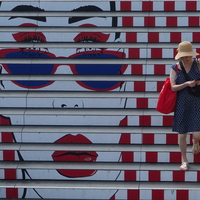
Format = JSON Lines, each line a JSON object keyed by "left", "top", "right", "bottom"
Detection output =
{"left": 171, "top": 62, "right": 179, "bottom": 71}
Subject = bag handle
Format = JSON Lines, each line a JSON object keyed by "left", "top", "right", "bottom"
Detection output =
{"left": 179, "top": 61, "right": 190, "bottom": 81}
{"left": 196, "top": 58, "right": 200, "bottom": 71}
{"left": 175, "top": 63, "right": 178, "bottom": 73}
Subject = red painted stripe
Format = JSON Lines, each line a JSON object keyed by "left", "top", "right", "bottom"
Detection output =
{"left": 189, "top": 17, "right": 199, "bottom": 26}
{"left": 154, "top": 65, "right": 166, "bottom": 75}
{"left": 189, "top": 134, "right": 193, "bottom": 145}
{"left": 145, "top": 17, "right": 155, "bottom": 27}
{"left": 128, "top": 189, "right": 140, "bottom": 200}
{"left": 170, "top": 32, "right": 181, "bottom": 42}
{"left": 166, "top": 134, "right": 178, "bottom": 145}
{"left": 173, "top": 47, "right": 178, "bottom": 59}
{"left": 166, "top": 17, "right": 177, "bottom": 27}
{"left": 149, "top": 171, "right": 161, "bottom": 181}
{"left": 148, "top": 32, "right": 159, "bottom": 42}
{"left": 164, "top": 1, "right": 175, "bottom": 11}
{"left": 120, "top": 1, "right": 131, "bottom": 11}
{"left": 109, "top": 194, "right": 115, "bottom": 200}
{"left": 157, "top": 81, "right": 165, "bottom": 92}
{"left": 134, "top": 81, "right": 145, "bottom": 92}
{"left": 127, "top": 33, "right": 137, "bottom": 42}
{"left": 123, "top": 16, "right": 133, "bottom": 27}
{"left": 193, "top": 33, "right": 200, "bottom": 42}
{"left": 193, "top": 153, "right": 200, "bottom": 163}
{"left": 136, "top": 98, "right": 148, "bottom": 109}
{"left": 186, "top": 1, "right": 196, "bottom": 11}
{"left": 170, "top": 152, "right": 181, "bottom": 163}
{"left": 151, "top": 48, "right": 162, "bottom": 58}
{"left": 143, "top": 134, "right": 154, "bottom": 144}
{"left": 197, "top": 171, "right": 200, "bottom": 181}
{"left": 125, "top": 170, "right": 136, "bottom": 181}
{"left": 142, "top": 1, "right": 153, "bottom": 11}
{"left": 176, "top": 190, "right": 189, "bottom": 200}
{"left": 173, "top": 171, "right": 185, "bottom": 182}
{"left": 196, "top": 48, "right": 200, "bottom": 57}
{"left": 1, "top": 115, "right": 18, "bottom": 198}
{"left": 152, "top": 190, "right": 164, "bottom": 200}
{"left": 163, "top": 116, "right": 173, "bottom": 126}
{"left": 131, "top": 64, "right": 143, "bottom": 75}
{"left": 140, "top": 116, "right": 151, "bottom": 126}
{"left": 129, "top": 48, "right": 140, "bottom": 58}
{"left": 146, "top": 152, "right": 158, "bottom": 162}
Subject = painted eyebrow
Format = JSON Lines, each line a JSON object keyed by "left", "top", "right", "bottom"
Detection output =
{"left": 69, "top": 5, "right": 106, "bottom": 24}
{"left": 9, "top": 5, "right": 46, "bottom": 22}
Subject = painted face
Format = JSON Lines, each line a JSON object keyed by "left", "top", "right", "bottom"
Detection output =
{"left": 0, "top": 1, "right": 127, "bottom": 199}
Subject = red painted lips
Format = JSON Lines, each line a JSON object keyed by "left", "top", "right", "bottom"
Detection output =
{"left": 52, "top": 134, "right": 98, "bottom": 178}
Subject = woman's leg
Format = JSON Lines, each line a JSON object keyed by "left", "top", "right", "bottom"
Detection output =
{"left": 192, "top": 131, "right": 200, "bottom": 155}
{"left": 193, "top": 131, "right": 200, "bottom": 141}
{"left": 178, "top": 133, "right": 188, "bottom": 163}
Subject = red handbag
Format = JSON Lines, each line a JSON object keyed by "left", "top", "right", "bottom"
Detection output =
{"left": 156, "top": 65, "right": 178, "bottom": 114}
{"left": 156, "top": 78, "right": 177, "bottom": 114}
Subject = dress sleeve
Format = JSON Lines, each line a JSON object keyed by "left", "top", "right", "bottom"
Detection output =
{"left": 171, "top": 63, "right": 177, "bottom": 72}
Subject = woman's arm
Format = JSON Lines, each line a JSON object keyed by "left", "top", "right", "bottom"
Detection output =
{"left": 170, "top": 67, "right": 196, "bottom": 92}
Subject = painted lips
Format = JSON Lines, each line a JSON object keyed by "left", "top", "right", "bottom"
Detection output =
{"left": 52, "top": 134, "right": 98, "bottom": 178}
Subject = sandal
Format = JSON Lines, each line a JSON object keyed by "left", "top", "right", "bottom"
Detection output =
{"left": 192, "top": 139, "right": 200, "bottom": 155}
{"left": 180, "top": 162, "right": 189, "bottom": 171}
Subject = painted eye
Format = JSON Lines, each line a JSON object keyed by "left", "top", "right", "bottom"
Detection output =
{"left": 14, "top": 32, "right": 46, "bottom": 43}
{"left": 74, "top": 31, "right": 109, "bottom": 43}
{"left": 12, "top": 23, "right": 47, "bottom": 43}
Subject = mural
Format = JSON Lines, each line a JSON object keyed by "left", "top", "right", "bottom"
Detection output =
{"left": 0, "top": 1, "right": 130, "bottom": 199}
{"left": 1, "top": 1, "right": 199, "bottom": 200}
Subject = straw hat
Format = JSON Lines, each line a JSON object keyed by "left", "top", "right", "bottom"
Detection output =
{"left": 175, "top": 41, "right": 199, "bottom": 60}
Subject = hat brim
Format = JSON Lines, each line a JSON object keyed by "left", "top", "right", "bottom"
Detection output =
{"left": 175, "top": 51, "right": 199, "bottom": 60}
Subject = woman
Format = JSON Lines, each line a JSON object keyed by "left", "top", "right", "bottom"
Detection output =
{"left": 170, "top": 41, "right": 200, "bottom": 171}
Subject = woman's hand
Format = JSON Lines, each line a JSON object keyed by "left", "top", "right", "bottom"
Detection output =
{"left": 188, "top": 80, "right": 197, "bottom": 87}
{"left": 196, "top": 80, "right": 200, "bottom": 85}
